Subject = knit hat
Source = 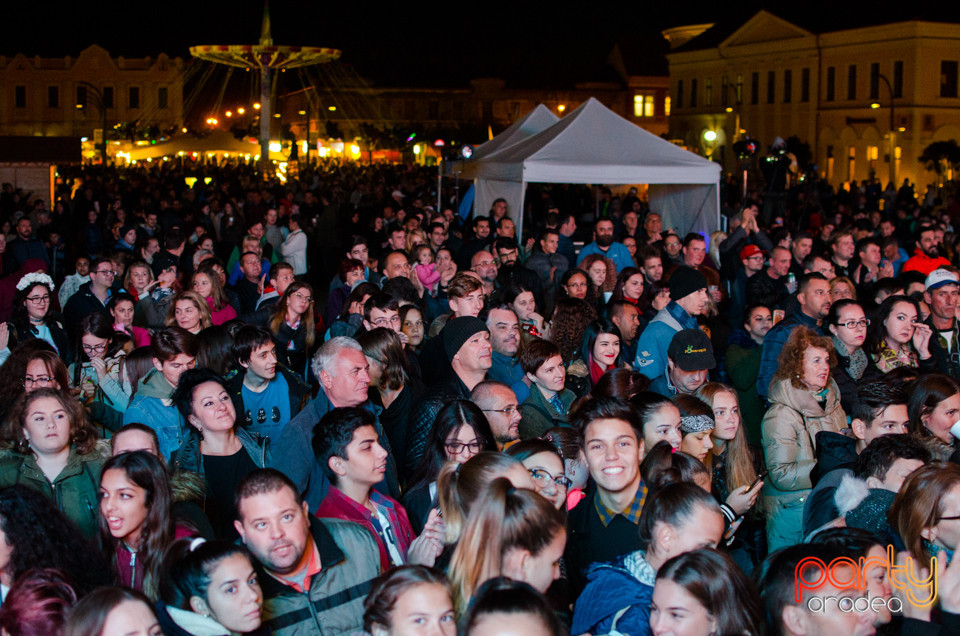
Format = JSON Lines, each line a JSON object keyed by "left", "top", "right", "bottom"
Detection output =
{"left": 119, "top": 225, "right": 136, "bottom": 240}
{"left": 668, "top": 266, "right": 708, "bottom": 301}
{"left": 442, "top": 316, "right": 489, "bottom": 362}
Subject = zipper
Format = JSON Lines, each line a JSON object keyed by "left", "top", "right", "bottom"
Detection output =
{"left": 128, "top": 547, "right": 137, "bottom": 589}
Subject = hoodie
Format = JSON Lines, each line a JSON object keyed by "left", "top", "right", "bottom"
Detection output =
{"left": 572, "top": 550, "right": 656, "bottom": 636}
{"left": 124, "top": 368, "right": 183, "bottom": 458}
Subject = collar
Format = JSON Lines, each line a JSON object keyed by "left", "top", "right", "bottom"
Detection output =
{"left": 665, "top": 301, "right": 698, "bottom": 330}
{"left": 594, "top": 480, "right": 647, "bottom": 527}
{"left": 323, "top": 486, "right": 393, "bottom": 521}
{"left": 260, "top": 517, "right": 340, "bottom": 596}
{"left": 622, "top": 550, "right": 657, "bottom": 586}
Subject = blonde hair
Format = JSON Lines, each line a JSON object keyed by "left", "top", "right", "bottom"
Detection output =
{"left": 164, "top": 291, "right": 213, "bottom": 332}
{"left": 695, "top": 383, "right": 755, "bottom": 491}
{"left": 448, "top": 478, "right": 564, "bottom": 616}
{"left": 437, "top": 452, "right": 523, "bottom": 545}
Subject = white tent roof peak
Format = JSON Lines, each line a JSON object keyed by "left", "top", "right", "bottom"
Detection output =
{"left": 471, "top": 103, "right": 559, "bottom": 160}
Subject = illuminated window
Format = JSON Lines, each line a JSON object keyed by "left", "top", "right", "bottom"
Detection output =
{"left": 664, "top": 96, "right": 671, "bottom": 117}
{"left": 633, "top": 94, "right": 654, "bottom": 117}
{"left": 868, "top": 146, "right": 879, "bottom": 161}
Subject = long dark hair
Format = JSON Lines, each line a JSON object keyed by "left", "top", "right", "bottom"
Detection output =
{"left": 98, "top": 451, "right": 175, "bottom": 599}
{"left": 159, "top": 539, "right": 253, "bottom": 610}
{"left": 610, "top": 266, "right": 644, "bottom": 302}
{"left": 0, "top": 485, "right": 111, "bottom": 596}
{"left": 408, "top": 400, "right": 497, "bottom": 490}
{"left": 357, "top": 327, "right": 411, "bottom": 391}
{"left": 10, "top": 280, "right": 56, "bottom": 333}
{"left": 73, "top": 312, "right": 117, "bottom": 387}
{"left": 867, "top": 294, "right": 922, "bottom": 357}
{"left": 65, "top": 586, "right": 156, "bottom": 636}
{"left": 269, "top": 281, "right": 316, "bottom": 348}
{"left": 578, "top": 318, "right": 622, "bottom": 367}
{"left": 364, "top": 566, "right": 451, "bottom": 634}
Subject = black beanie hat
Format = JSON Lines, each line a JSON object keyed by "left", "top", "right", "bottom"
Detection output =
{"left": 442, "top": 316, "right": 489, "bottom": 362}
{"left": 668, "top": 266, "right": 708, "bottom": 301}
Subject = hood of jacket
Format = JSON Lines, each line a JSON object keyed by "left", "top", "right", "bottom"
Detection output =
{"left": 767, "top": 377, "right": 842, "bottom": 418}
{"left": 137, "top": 368, "right": 175, "bottom": 400}
{"left": 810, "top": 430, "right": 858, "bottom": 486}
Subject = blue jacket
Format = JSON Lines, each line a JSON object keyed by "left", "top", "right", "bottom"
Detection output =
{"left": 488, "top": 351, "right": 530, "bottom": 403}
{"left": 572, "top": 551, "right": 655, "bottom": 636}
{"left": 124, "top": 369, "right": 183, "bottom": 458}
{"left": 756, "top": 311, "right": 821, "bottom": 399}
{"left": 268, "top": 389, "right": 398, "bottom": 510}
{"left": 577, "top": 241, "right": 635, "bottom": 274}
{"left": 634, "top": 303, "right": 696, "bottom": 380}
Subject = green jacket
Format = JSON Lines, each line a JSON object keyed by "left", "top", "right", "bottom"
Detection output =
{"left": 520, "top": 384, "right": 576, "bottom": 439}
{"left": 257, "top": 516, "right": 381, "bottom": 635}
{"left": 0, "top": 443, "right": 108, "bottom": 538}
{"left": 726, "top": 341, "right": 765, "bottom": 446}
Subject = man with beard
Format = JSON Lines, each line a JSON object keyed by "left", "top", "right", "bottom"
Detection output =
{"left": 577, "top": 219, "right": 633, "bottom": 274}
{"left": 470, "top": 249, "right": 499, "bottom": 297}
{"left": 493, "top": 237, "right": 543, "bottom": 309}
{"left": 903, "top": 226, "right": 951, "bottom": 274}
{"left": 485, "top": 305, "right": 529, "bottom": 402}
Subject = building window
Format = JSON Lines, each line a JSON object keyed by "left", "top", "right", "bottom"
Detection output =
{"left": 767, "top": 70, "right": 775, "bottom": 104}
{"left": 721, "top": 76, "right": 728, "bottom": 106}
{"left": 736, "top": 74, "right": 743, "bottom": 103}
{"left": 15, "top": 86, "right": 25, "bottom": 108}
{"left": 129, "top": 86, "right": 140, "bottom": 109}
{"left": 801, "top": 68, "right": 810, "bottom": 102}
{"left": 893, "top": 60, "right": 903, "bottom": 98}
{"left": 691, "top": 79, "right": 698, "bottom": 108}
{"left": 847, "top": 65, "right": 857, "bottom": 100}
{"left": 783, "top": 70, "right": 792, "bottom": 103}
{"left": 941, "top": 61, "right": 958, "bottom": 98}
{"left": 664, "top": 96, "right": 671, "bottom": 117}
{"left": 826, "top": 66, "right": 835, "bottom": 102}
{"left": 48, "top": 86, "right": 59, "bottom": 108}
{"left": 870, "top": 63, "right": 880, "bottom": 100}
{"left": 633, "top": 94, "right": 654, "bottom": 117}
{"left": 705, "top": 78, "right": 712, "bottom": 106}
{"left": 158, "top": 87, "right": 168, "bottom": 110}
{"left": 103, "top": 86, "right": 114, "bottom": 109}
{"left": 848, "top": 145, "right": 856, "bottom": 181}
{"left": 751, "top": 72, "right": 759, "bottom": 105}
{"left": 76, "top": 86, "right": 86, "bottom": 109}
{"left": 676, "top": 80, "right": 683, "bottom": 109}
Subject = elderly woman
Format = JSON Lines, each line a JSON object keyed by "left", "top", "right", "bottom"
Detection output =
{"left": 761, "top": 326, "right": 847, "bottom": 551}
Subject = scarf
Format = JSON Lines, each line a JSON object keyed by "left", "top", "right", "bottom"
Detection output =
{"left": 589, "top": 357, "right": 607, "bottom": 385}
{"left": 832, "top": 336, "right": 868, "bottom": 380}
{"left": 872, "top": 340, "right": 917, "bottom": 373}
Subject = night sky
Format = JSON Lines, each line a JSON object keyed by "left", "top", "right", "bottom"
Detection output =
{"left": 6, "top": 1, "right": 958, "bottom": 90}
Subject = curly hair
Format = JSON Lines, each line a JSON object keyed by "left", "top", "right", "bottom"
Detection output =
{"left": 550, "top": 298, "right": 597, "bottom": 363}
{"left": 7, "top": 388, "right": 98, "bottom": 455}
{"left": 772, "top": 326, "right": 837, "bottom": 390}
{"left": 0, "top": 486, "right": 112, "bottom": 597}
{"left": 578, "top": 254, "right": 617, "bottom": 293}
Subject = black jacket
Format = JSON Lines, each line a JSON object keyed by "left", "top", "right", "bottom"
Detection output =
{"left": 831, "top": 352, "right": 883, "bottom": 415}
{"left": 405, "top": 374, "right": 471, "bottom": 475}
{"left": 62, "top": 282, "right": 110, "bottom": 330}
{"left": 925, "top": 315, "right": 960, "bottom": 380}
{"left": 224, "top": 363, "right": 312, "bottom": 430}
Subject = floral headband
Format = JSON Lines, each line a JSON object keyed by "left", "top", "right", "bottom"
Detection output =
{"left": 16, "top": 272, "right": 55, "bottom": 292}
{"left": 680, "top": 414, "right": 715, "bottom": 434}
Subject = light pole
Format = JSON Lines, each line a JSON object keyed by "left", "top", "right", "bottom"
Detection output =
{"left": 75, "top": 81, "right": 108, "bottom": 165}
{"left": 870, "top": 74, "right": 897, "bottom": 189}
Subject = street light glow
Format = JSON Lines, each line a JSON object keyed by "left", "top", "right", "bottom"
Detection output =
{"left": 253, "top": 103, "right": 261, "bottom": 109}
{"left": 558, "top": 104, "right": 566, "bottom": 113}
{"left": 225, "top": 111, "right": 232, "bottom": 117}
{"left": 237, "top": 108, "right": 245, "bottom": 114}
{"left": 704, "top": 130, "right": 718, "bottom": 142}
{"left": 870, "top": 102, "right": 881, "bottom": 109}
{"left": 725, "top": 107, "right": 733, "bottom": 113}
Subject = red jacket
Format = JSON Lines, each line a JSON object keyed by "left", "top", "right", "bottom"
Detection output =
{"left": 902, "top": 248, "right": 950, "bottom": 275}
{"left": 315, "top": 486, "right": 416, "bottom": 571}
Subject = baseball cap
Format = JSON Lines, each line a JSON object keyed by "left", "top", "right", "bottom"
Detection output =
{"left": 740, "top": 244, "right": 766, "bottom": 261}
{"left": 667, "top": 329, "right": 716, "bottom": 371}
{"left": 925, "top": 269, "right": 959, "bottom": 292}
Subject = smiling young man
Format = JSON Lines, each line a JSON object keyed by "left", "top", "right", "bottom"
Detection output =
{"left": 227, "top": 325, "right": 311, "bottom": 442}
{"left": 314, "top": 407, "right": 442, "bottom": 572}
{"left": 235, "top": 469, "right": 382, "bottom": 636}
{"left": 565, "top": 397, "right": 647, "bottom": 597}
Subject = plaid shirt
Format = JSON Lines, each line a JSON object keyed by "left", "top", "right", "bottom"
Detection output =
{"left": 595, "top": 480, "right": 648, "bottom": 527}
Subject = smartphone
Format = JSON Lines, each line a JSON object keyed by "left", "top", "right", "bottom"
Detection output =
{"left": 773, "top": 309, "right": 785, "bottom": 325}
{"left": 748, "top": 470, "right": 769, "bottom": 491}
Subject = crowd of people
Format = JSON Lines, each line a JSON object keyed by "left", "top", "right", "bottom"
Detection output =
{"left": 2, "top": 161, "right": 960, "bottom": 635}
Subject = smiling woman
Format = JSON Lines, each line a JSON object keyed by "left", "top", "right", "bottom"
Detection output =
{"left": 171, "top": 369, "right": 268, "bottom": 540}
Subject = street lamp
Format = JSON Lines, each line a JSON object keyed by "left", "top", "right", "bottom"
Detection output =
{"left": 75, "top": 81, "right": 108, "bottom": 165}
{"left": 870, "top": 74, "right": 897, "bottom": 188}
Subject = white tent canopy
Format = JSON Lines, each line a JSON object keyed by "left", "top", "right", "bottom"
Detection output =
{"left": 470, "top": 104, "right": 559, "bottom": 160}
{"left": 455, "top": 97, "right": 721, "bottom": 239}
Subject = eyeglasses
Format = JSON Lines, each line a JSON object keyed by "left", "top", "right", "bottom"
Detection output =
{"left": 372, "top": 315, "right": 402, "bottom": 327}
{"left": 94, "top": 269, "right": 116, "bottom": 276}
{"left": 292, "top": 293, "right": 313, "bottom": 303}
{"left": 472, "top": 260, "right": 497, "bottom": 268}
{"left": 939, "top": 513, "right": 960, "bottom": 521}
{"left": 482, "top": 405, "right": 520, "bottom": 415}
{"left": 528, "top": 468, "right": 572, "bottom": 490}
{"left": 445, "top": 440, "right": 483, "bottom": 454}
{"left": 23, "top": 375, "right": 54, "bottom": 387}
{"left": 25, "top": 295, "right": 50, "bottom": 304}
{"left": 838, "top": 319, "right": 870, "bottom": 329}
{"left": 82, "top": 342, "right": 108, "bottom": 354}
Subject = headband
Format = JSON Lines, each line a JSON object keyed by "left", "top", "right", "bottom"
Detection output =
{"left": 680, "top": 414, "right": 715, "bottom": 434}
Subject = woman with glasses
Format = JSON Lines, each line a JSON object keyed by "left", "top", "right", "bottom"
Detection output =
{"left": 69, "top": 312, "right": 128, "bottom": 435}
{"left": 1, "top": 272, "right": 70, "bottom": 365}
{"left": 505, "top": 439, "right": 569, "bottom": 510}
{"left": 890, "top": 462, "right": 960, "bottom": 573}
{"left": 357, "top": 328, "right": 424, "bottom": 467}
{"left": 402, "top": 400, "right": 497, "bottom": 534}
{"left": 825, "top": 299, "right": 882, "bottom": 414}
{"left": 268, "top": 282, "right": 317, "bottom": 380}
{"left": 867, "top": 294, "right": 935, "bottom": 373}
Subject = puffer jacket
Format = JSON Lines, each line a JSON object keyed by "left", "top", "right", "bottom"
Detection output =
{"left": 258, "top": 516, "right": 381, "bottom": 635}
{"left": 0, "top": 441, "right": 109, "bottom": 538}
{"left": 762, "top": 378, "right": 847, "bottom": 494}
{"left": 405, "top": 374, "right": 470, "bottom": 476}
